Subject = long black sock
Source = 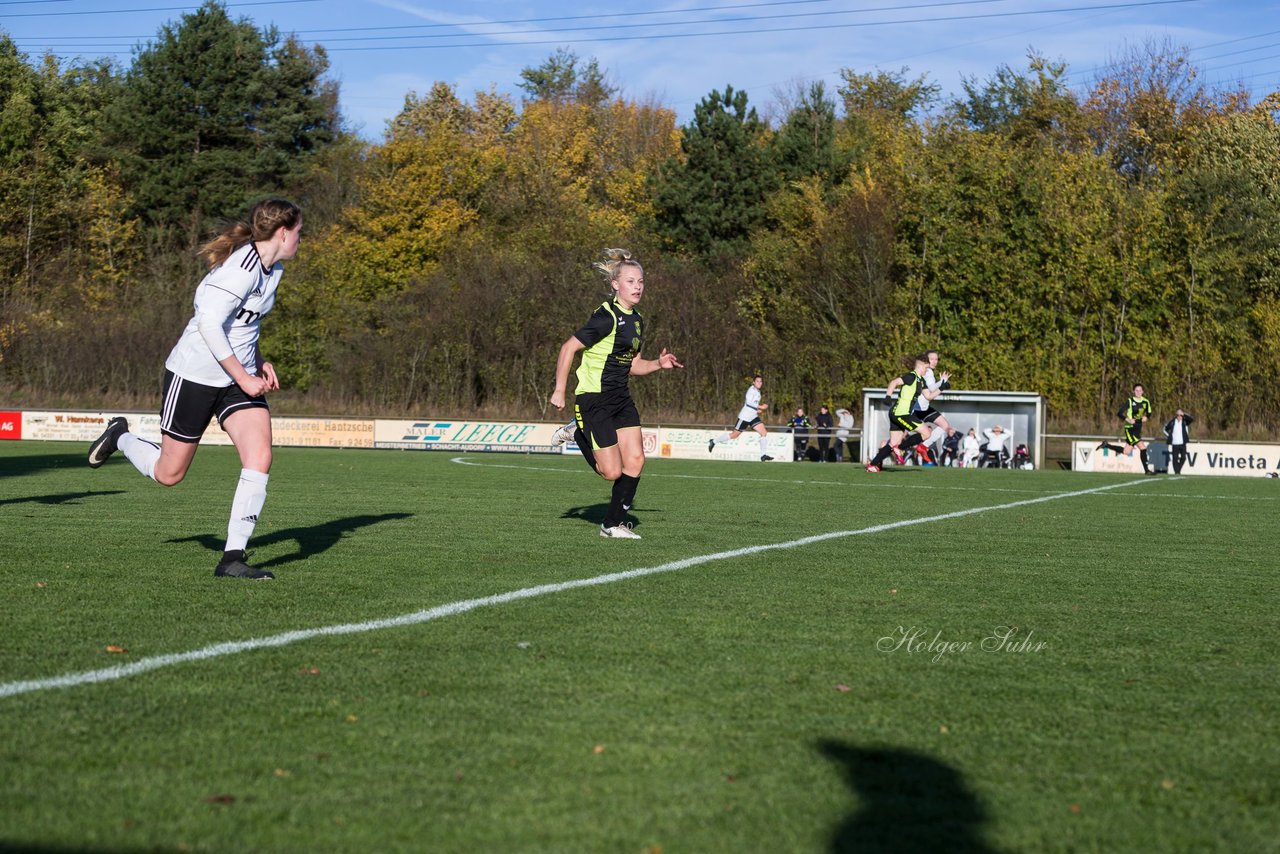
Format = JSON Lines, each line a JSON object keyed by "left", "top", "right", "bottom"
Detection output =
{"left": 1098, "top": 442, "right": 1125, "bottom": 453}
{"left": 574, "top": 428, "right": 598, "bottom": 473}
{"left": 603, "top": 476, "right": 630, "bottom": 529}
{"left": 871, "top": 443, "right": 891, "bottom": 466}
{"left": 1140, "top": 448, "right": 1150, "bottom": 472}
{"left": 899, "top": 433, "right": 924, "bottom": 451}
{"left": 618, "top": 473, "right": 640, "bottom": 513}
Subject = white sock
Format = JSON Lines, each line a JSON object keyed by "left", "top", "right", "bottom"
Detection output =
{"left": 226, "top": 468, "right": 269, "bottom": 553}
{"left": 715, "top": 432, "right": 730, "bottom": 444}
{"left": 759, "top": 435, "right": 768, "bottom": 454}
{"left": 119, "top": 433, "right": 161, "bottom": 480}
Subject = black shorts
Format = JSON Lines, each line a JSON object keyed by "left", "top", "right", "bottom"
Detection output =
{"left": 888, "top": 413, "right": 923, "bottom": 433}
{"left": 574, "top": 390, "right": 641, "bottom": 450}
{"left": 915, "top": 407, "right": 943, "bottom": 424}
{"left": 734, "top": 416, "right": 763, "bottom": 432}
{"left": 1123, "top": 423, "right": 1142, "bottom": 445}
{"left": 160, "top": 370, "right": 268, "bottom": 443}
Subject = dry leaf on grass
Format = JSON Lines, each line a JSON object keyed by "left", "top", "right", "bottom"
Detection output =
{"left": 105, "top": 645, "right": 128, "bottom": 654}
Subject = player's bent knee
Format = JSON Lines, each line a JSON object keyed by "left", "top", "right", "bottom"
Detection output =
{"left": 154, "top": 469, "right": 186, "bottom": 487}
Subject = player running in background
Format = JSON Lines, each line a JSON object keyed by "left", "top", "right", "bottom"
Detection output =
{"left": 550, "top": 249, "right": 684, "bottom": 539}
{"left": 913, "top": 349, "right": 953, "bottom": 464}
{"left": 1097, "top": 383, "right": 1153, "bottom": 474}
{"left": 866, "top": 354, "right": 937, "bottom": 472}
{"left": 708, "top": 374, "right": 774, "bottom": 461}
{"left": 86, "top": 199, "right": 302, "bottom": 580}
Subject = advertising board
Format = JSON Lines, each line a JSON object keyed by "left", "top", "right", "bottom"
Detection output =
{"left": 375, "top": 420, "right": 560, "bottom": 452}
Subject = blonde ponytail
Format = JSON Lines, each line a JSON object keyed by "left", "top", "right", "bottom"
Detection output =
{"left": 592, "top": 248, "right": 642, "bottom": 284}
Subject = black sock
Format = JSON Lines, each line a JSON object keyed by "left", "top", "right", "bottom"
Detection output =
{"left": 1140, "top": 448, "right": 1150, "bottom": 472}
{"left": 1099, "top": 442, "right": 1124, "bottom": 453}
{"left": 220, "top": 549, "right": 245, "bottom": 564}
{"left": 871, "top": 443, "right": 891, "bottom": 466}
{"left": 899, "top": 433, "right": 924, "bottom": 451}
{"left": 574, "top": 428, "right": 598, "bottom": 473}
{"left": 603, "top": 476, "right": 630, "bottom": 529}
{"left": 619, "top": 473, "right": 640, "bottom": 512}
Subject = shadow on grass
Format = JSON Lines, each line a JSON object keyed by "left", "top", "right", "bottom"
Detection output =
{"left": 0, "top": 490, "right": 126, "bottom": 507}
{"left": 559, "top": 503, "right": 652, "bottom": 530}
{"left": 818, "top": 740, "right": 999, "bottom": 854}
{"left": 0, "top": 451, "right": 86, "bottom": 477}
{"left": 168, "top": 513, "right": 413, "bottom": 569}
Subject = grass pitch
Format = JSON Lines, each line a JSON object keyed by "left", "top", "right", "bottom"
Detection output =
{"left": 1, "top": 441, "right": 1277, "bottom": 852}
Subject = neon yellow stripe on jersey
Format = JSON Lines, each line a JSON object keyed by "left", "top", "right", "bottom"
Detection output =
{"left": 575, "top": 301, "right": 618, "bottom": 394}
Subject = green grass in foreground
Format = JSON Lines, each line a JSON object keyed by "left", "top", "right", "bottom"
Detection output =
{"left": 1, "top": 441, "right": 1277, "bottom": 853}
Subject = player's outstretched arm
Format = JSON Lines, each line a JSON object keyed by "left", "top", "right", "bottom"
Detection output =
{"left": 630, "top": 348, "right": 684, "bottom": 376}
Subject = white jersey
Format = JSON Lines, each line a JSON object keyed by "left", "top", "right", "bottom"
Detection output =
{"left": 737, "top": 385, "right": 763, "bottom": 422}
{"left": 165, "top": 242, "right": 282, "bottom": 387}
{"left": 914, "top": 368, "right": 941, "bottom": 412}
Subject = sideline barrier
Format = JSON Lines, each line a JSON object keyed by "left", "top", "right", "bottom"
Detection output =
{"left": 7, "top": 410, "right": 373, "bottom": 449}
{"left": 2, "top": 409, "right": 796, "bottom": 462}
{"left": 1072, "top": 439, "right": 1280, "bottom": 476}
{"left": 654, "top": 425, "right": 791, "bottom": 462}
{"left": 375, "top": 419, "right": 558, "bottom": 452}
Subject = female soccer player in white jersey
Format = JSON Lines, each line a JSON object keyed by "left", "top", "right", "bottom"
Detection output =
{"left": 707, "top": 374, "right": 773, "bottom": 461}
{"left": 87, "top": 198, "right": 302, "bottom": 580}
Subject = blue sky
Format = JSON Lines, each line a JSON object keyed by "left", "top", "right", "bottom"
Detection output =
{"left": 4, "top": 0, "right": 1278, "bottom": 138}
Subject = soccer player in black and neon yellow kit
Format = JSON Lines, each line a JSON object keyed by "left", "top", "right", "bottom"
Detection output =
{"left": 1098, "top": 383, "right": 1153, "bottom": 473}
{"left": 866, "top": 354, "right": 937, "bottom": 472}
{"left": 550, "top": 249, "right": 684, "bottom": 539}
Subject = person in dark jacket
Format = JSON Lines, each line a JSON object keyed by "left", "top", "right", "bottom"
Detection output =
{"left": 1162, "top": 409, "right": 1195, "bottom": 475}
{"left": 791, "top": 407, "right": 813, "bottom": 461}
{"left": 815, "top": 405, "right": 834, "bottom": 462}
{"left": 940, "top": 427, "right": 961, "bottom": 467}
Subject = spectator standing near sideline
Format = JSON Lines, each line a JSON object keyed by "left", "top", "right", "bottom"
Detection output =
{"left": 86, "top": 198, "right": 303, "bottom": 580}
{"left": 815, "top": 405, "right": 834, "bottom": 462}
{"left": 1163, "top": 409, "right": 1195, "bottom": 474}
{"left": 1098, "top": 383, "right": 1154, "bottom": 474}
{"left": 550, "top": 248, "right": 684, "bottom": 539}
{"left": 961, "top": 428, "right": 981, "bottom": 468}
{"left": 708, "top": 374, "right": 774, "bottom": 461}
{"left": 834, "top": 406, "right": 855, "bottom": 462}
{"left": 791, "top": 407, "right": 813, "bottom": 461}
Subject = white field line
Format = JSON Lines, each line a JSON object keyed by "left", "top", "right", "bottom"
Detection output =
{"left": 449, "top": 456, "right": 1276, "bottom": 501}
{"left": 1, "top": 478, "right": 1147, "bottom": 700}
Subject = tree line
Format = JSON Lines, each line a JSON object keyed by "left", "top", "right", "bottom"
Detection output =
{"left": 2, "top": 2, "right": 1278, "bottom": 433}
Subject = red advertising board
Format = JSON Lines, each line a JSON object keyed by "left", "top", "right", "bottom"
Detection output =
{"left": 0, "top": 411, "right": 21, "bottom": 440}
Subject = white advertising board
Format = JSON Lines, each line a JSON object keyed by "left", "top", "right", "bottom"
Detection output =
{"left": 22, "top": 411, "right": 166, "bottom": 444}
{"left": 656, "top": 425, "right": 791, "bottom": 462}
{"left": 271, "top": 418, "right": 374, "bottom": 449}
{"left": 20, "top": 411, "right": 373, "bottom": 449}
{"left": 375, "top": 420, "right": 560, "bottom": 452}
{"left": 1073, "top": 440, "right": 1280, "bottom": 477}
{"left": 1071, "top": 441, "right": 1147, "bottom": 474}
{"left": 1150, "top": 441, "right": 1280, "bottom": 477}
